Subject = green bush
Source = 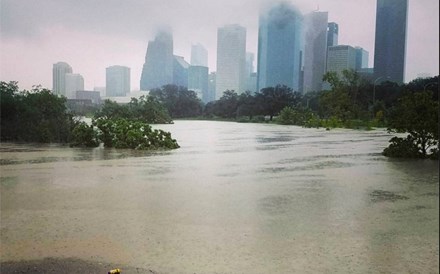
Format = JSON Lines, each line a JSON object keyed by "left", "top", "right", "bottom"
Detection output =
{"left": 89, "top": 117, "right": 179, "bottom": 150}
{"left": 70, "top": 121, "right": 99, "bottom": 147}
{"left": 383, "top": 136, "right": 424, "bottom": 158}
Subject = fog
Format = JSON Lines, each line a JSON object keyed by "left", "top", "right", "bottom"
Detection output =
{"left": 1, "top": 0, "right": 438, "bottom": 90}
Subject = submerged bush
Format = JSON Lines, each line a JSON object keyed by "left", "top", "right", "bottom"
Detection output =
{"left": 70, "top": 121, "right": 99, "bottom": 147}
{"left": 70, "top": 118, "right": 179, "bottom": 150}
{"left": 384, "top": 91, "right": 438, "bottom": 159}
{"left": 382, "top": 136, "right": 424, "bottom": 158}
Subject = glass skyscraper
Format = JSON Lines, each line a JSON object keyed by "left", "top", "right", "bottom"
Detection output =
{"left": 374, "top": 0, "right": 408, "bottom": 84}
{"left": 257, "top": 3, "right": 304, "bottom": 92}
{"left": 140, "top": 30, "right": 174, "bottom": 91}
{"left": 327, "top": 22, "right": 339, "bottom": 48}
{"left": 216, "top": 24, "right": 247, "bottom": 99}
{"left": 303, "top": 11, "right": 328, "bottom": 93}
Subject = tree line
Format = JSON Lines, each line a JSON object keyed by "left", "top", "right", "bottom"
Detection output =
{"left": 0, "top": 81, "right": 179, "bottom": 150}
{"left": 1, "top": 72, "right": 438, "bottom": 158}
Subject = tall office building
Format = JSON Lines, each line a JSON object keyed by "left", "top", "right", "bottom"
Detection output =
{"left": 173, "top": 55, "right": 190, "bottom": 88}
{"left": 245, "top": 52, "right": 255, "bottom": 77}
{"left": 215, "top": 24, "right": 246, "bottom": 99}
{"left": 188, "top": 65, "right": 209, "bottom": 102}
{"left": 327, "top": 22, "right": 339, "bottom": 47}
{"left": 374, "top": 0, "right": 408, "bottom": 84}
{"left": 245, "top": 52, "right": 257, "bottom": 93}
{"left": 303, "top": 11, "right": 328, "bottom": 93}
{"left": 106, "top": 66, "right": 130, "bottom": 97}
{"left": 65, "top": 73, "right": 84, "bottom": 99}
{"left": 52, "top": 62, "right": 72, "bottom": 96}
{"left": 140, "top": 29, "right": 174, "bottom": 90}
{"left": 326, "top": 45, "right": 357, "bottom": 76}
{"left": 208, "top": 72, "right": 216, "bottom": 102}
{"left": 355, "top": 47, "right": 369, "bottom": 70}
{"left": 257, "top": 3, "right": 305, "bottom": 92}
{"left": 191, "top": 43, "right": 208, "bottom": 67}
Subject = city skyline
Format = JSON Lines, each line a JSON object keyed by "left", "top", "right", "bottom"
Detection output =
{"left": 1, "top": 0, "right": 438, "bottom": 91}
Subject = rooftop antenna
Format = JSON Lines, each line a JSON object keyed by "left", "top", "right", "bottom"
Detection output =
{"left": 314, "top": 4, "right": 320, "bottom": 11}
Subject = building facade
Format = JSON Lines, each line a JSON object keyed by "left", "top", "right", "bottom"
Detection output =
{"left": 106, "top": 66, "right": 130, "bottom": 97}
{"left": 303, "top": 11, "right": 328, "bottom": 93}
{"left": 215, "top": 24, "right": 247, "bottom": 99}
{"left": 76, "top": 90, "right": 101, "bottom": 104}
{"left": 355, "top": 47, "right": 369, "bottom": 70}
{"left": 140, "top": 30, "right": 174, "bottom": 90}
{"left": 191, "top": 43, "right": 208, "bottom": 67}
{"left": 326, "top": 45, "right": 357, "bottom": 76}
{"left": 65, "top": 73, "right": 84, "bottom": 99}
{"left": 373, "top": 0, "right": 408, "bottom": 84}
{"left": 257, "top": 3, "right": 305, "bottom": 92}
{"left": 52, "top": 62, "right": 72, "bottom": 96}
{"left": 188, "top": 65, "right": 209, "bottom": 102}
{"left": 327, "top": 22, "right": 339, "bottom": 48}
{"left": 208, "top": 72, "right": 216, "bottom": 102}
{"left": 173, "top": 55, "right": 190, "bottom": 88}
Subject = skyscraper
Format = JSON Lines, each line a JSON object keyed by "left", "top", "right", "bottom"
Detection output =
{"left": 215, "top": 24, "right": 246, "bottom": 99}
{"left": 257, "top": 3, "right": 305, "bottom": 92}
{"left": 106, "top": 66, "right": 130, "bottom": 97}
{"left": 52, "top": 62, "right": 72, "bottom": 96}
{"left": 188, "top": 65, "right": 209, "bottom": 102}
{"left": 208, "top": 72, "right": 216, "bottom": 102}
{"left": 303, "top": 11, "right": 328, "bottom": 93}
{"left": 140, "top": 29, "right": 174, "bottom": 90}
{"left": 65, "top": 73, "right": 84, "bottom": 99}
{"left": 327, "top": 22, "right": 339, "bottom": 48}
{"left": 173, "top": 55, "right": 190, "bottom": 88}
{"left": 326, "top": 45, "right": 357, "bottom": 76}
{"left": 191, "top": 43, "right": 208, "bottom": 67}
{"left": 374, "top": 0, "right": 408, "bottom": 84}
{"left": 355, "top": 47, "right": 369, "bottom": 70}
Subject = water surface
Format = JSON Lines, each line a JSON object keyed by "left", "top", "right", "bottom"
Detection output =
{"left": 1, "top": 121, "right": 438, "bottom": 273}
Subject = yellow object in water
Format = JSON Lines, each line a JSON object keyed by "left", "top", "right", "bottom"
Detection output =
{"left": 108, "top": 269, "right": 121, "bottom": 274}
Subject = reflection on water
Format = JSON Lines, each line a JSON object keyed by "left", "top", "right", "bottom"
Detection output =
{"left": 1, "top": 121, "right": 438, "bottom": 273}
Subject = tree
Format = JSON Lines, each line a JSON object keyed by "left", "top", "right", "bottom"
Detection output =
{"left": 1, "top": 82, "right": 73, "bottom": 143}
{"left": 256, "top": 85, "right": 300, "bottom": 121}
{"left": 237, "top": 91, "right": 260, "bottom": 120}
{"left": 149, "top": 85, "right": 203, "bottom": 118}
{"left": 203, "top": 90, "right": 240, "bottom": 119}
{"left": 95, "top": 96, "right": 172, "bottom": 124}
{"left": 383, "top": 91, "right": 439, "bottom": 158}
{"left": 322, "top": 70, "right": 371, "bottom": 121}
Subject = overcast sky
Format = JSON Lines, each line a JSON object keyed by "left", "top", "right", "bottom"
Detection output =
{"left": 1, "top": 0, "right": 438, "bottom": 91}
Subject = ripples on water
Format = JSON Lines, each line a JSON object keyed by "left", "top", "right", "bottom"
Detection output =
{"left": 1, "top": 121, "right": 438, "bottom": 273}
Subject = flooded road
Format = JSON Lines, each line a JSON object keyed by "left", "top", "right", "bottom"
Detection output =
{"left": 1, "top": 121, "right": 438, "bottom": 273}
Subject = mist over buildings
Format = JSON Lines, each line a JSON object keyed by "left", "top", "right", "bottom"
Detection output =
{"left": 0, "top": 0, "right": 438, "bottom": 90}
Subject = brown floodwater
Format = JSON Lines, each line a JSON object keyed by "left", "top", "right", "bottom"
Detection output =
{"left": 1, "top": 121, "right": 438, "bottom": 273}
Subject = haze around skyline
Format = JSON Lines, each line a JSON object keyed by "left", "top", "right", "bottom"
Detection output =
{"left": 1, "top": 0, "right": 438, "bottom": 91}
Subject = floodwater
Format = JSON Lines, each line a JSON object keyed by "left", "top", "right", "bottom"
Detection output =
{"left": 1, "top": 121, "right": 438, "bottom": 273}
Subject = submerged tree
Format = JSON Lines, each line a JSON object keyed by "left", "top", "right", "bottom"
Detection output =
{"left": 0, "top": 81, "right": 73, "bottom": 143}
{"left": 256, "top": 85, "right": 301, "bottom": 121}
{"left": 95, "top": 96, "right": 172, "bottom": 124}
{"left": 383, "top": 91, "right": 438, "bottom": 159}
{"left": 149, "top": 85, "right": 203, "bottom": 118}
